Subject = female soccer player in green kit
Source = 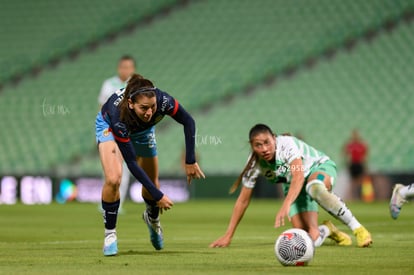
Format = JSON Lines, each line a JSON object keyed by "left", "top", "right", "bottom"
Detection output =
{"left": 210, "top": 124, "right": 372, "bottom": 248}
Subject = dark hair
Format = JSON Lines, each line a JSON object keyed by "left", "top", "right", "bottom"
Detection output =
{"left": 248, "top": 123, "right": 275, "bottom": 141}
{"left": 119, "top": 73, "right": 156, "bottom": 124}
{"left": 229, "top": 124, "right": 276, "bottom": 193}
{"left": 119, "top": 55, "right": 136, "bottom": 66}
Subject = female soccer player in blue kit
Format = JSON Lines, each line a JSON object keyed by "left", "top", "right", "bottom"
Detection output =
{"left": 210, "top": 124, "right": 372, "bottom": 249}
{"left": 96, "top": 74, "right": 205, "bottom": 256}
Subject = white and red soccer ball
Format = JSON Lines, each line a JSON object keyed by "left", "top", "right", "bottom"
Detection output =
{"left": 275, "top": 228, "right": 315, "bottom": 266}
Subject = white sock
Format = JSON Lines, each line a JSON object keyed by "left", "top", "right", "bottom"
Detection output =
{"left": 307, "top": 180, "right": 362, "bottom": 231}
{"left": 314, "top": 224, "right": 330, "bottom": 247}
{"left": 105, "top": 229, "right": 116, "bottom": 236}
{"left": 399, "top": 183, "right": 414, "bottom": 199}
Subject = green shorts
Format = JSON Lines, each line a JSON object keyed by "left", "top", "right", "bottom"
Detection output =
{"left": 282, "top": 160, "right": 337, "bottom": 217}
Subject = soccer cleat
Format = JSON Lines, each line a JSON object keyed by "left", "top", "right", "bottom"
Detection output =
{"left": 103, "top": 232, "right": 118, "bottom": 256}
{"left": 323, "top": 220, "right": 352, "bottom": 246}
{"left": 142, "top": 211, "right": 164, "bottom": 250}
{"left": 353, "top": 226, "right": 372, "bottom": 247}
{"left": 390, "top": 183, "right": 407, "bottom": 220}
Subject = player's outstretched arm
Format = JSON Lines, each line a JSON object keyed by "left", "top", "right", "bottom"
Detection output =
{"left": 210, "top": 186, "right": 253, "bottom": 248}
{"left": 275, "top": 158, "right": 304, "bottom": 227}
{"left": 116, "top": 139, "right": 173, "bottom": 211}
{"left": 171, "top": 104, "right": 205, "bottom": 184}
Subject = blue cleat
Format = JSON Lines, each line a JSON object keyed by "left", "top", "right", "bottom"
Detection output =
{"left": 103, "top": 232, "right": 118, "bottom": 256}
{"left": 142, "top": 211, "right": 164, "bottom": 250}
{"left": 390, "top": 183, "right": 407, "bottom": 219}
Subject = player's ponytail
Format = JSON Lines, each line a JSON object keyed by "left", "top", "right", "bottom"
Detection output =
{"left": 229, "top": 152, "right": 258, "bottom": 194}
{"left": 229, "top": 123, "right": 276, "bottom": 194}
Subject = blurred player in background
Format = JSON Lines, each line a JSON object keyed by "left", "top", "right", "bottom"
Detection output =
{"left": 210, "top": 124, "right": 372, "bottom": 249}
{"left": 98, "top": 55, "right": 136, "bottom": 106}
{"left": 390, "top": 183, "right": 414, "bottom": 219}
{"left": 96, "top": 73, "right": 205, "bottom": 256}
{"left": 98, "top": 55, "right": 136, "bottom": 212}
{"left": 343, "top": 129, "right": 368, "bottom": 200}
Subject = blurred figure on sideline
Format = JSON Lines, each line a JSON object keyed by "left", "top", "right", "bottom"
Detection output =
{"left": 98, "top": 55, "right": 136, "bottom": 106}
{"left": 343, "top": 129, "right": 368, "bottom": 200}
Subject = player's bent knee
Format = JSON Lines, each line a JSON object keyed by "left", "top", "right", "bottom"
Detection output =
{"left": 105, "top": 174, "right": 122, "bottom": 190}
{"left": 306, "top": 179, "right": 327, "bottom": 200}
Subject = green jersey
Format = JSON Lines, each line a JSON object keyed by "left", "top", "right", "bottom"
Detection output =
{"left": 242, "top": 136, "right": 331, "bottom": 189}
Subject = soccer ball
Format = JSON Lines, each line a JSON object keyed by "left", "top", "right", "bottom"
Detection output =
{"left": 274, "top": 228, "right": 315, "bottom": 266}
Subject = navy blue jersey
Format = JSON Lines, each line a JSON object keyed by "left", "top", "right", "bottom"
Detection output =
{"left": 101, "top": 88, "right": 179, "bottom": 140}
{"left": 99, "top": 87, "right": 196, "bottom": 201}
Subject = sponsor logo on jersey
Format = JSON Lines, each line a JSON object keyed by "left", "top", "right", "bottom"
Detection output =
{"left": 114, "top": 122, "right": 128, "bottom": 137}
{"left": 264, "top": 169, "right": 276, "bottom": 180}
{"left": 113, "top": 95, "right": 123, "bottom": 107}
{"left": 160, "top": 96, "right": 169, "bottom": 112}
{"left": 113, "top": 89, "right": 125, "bottom": 106}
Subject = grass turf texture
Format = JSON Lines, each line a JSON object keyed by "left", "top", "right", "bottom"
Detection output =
{"left": 0, "top": 200, "right": 413, "bottom": 274}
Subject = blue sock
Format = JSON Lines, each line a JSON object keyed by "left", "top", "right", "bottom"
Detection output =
{"left": 143, "top": 198, "right": 159, "bottom": 219}
{"left": 102, "top": 200, "right": 120, "bottom": 230}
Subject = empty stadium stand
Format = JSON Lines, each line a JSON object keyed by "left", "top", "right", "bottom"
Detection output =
{"left": 0, "top": 0, "right": 413, "bottom": 176}
{"left": 0, "top": 0, "right": 179, "bottom": 83}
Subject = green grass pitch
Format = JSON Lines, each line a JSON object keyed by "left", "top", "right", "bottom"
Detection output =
{"left": 0, "top": 199, "right": 413, "bottom": 274}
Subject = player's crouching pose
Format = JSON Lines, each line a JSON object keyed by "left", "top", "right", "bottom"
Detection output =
{"left": 210, "top": 124, "right": 372, "bottom": 249}
{"left": 96, "top": 74, "right": 205, "bottom": 256}
{"left": 390, "top": 183, "right": 414, "bottom": 219}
